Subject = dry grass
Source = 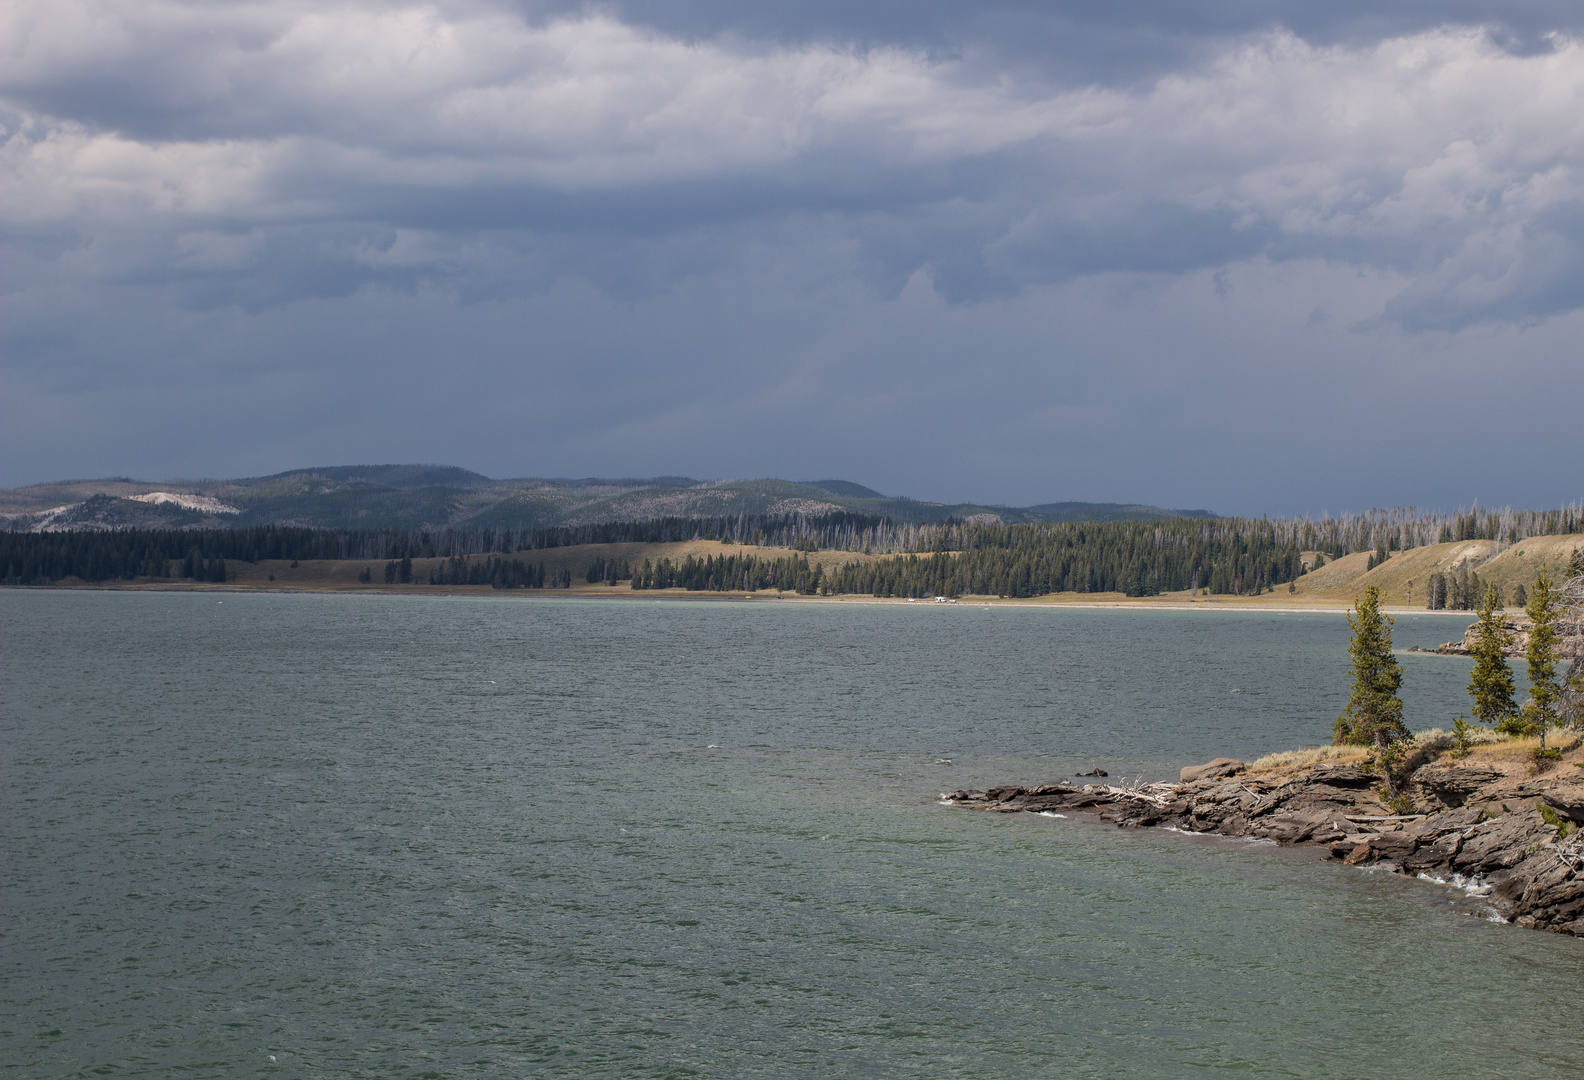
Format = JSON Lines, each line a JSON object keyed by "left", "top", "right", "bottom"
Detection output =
{"left": 1462, "top": 730, "right": 1584, "bottom": 761}
{"left": 1250, "top": 726, "right": 1584, "bottom": 772}
{"left": 1291, "top": 534, "right": 1583, "bottom": 608}
{"left": 1249, "top": 744, "right": 1370, "bottom": 770}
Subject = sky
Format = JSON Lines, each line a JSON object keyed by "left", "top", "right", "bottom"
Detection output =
{"left": 3, "top": 0, "right": 1582, "bottom": 514}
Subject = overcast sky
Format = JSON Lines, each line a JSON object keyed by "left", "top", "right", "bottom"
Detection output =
{"left": 4, "top": 0, "right": 1582, "bottom": 513}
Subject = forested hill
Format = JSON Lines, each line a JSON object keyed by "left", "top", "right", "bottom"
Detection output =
{"left": 0, "top": 467, "right": 1211, "bottom": 532}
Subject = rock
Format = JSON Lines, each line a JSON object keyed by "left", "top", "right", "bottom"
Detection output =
{"left": 1365, "top": 831, "right": 1419, "bottom": 860}
{"left": 1537, "top": 783, "right": 1584, "bottom": 824}
{"left": 1181, "top": 758, "right": 1247, "bottom": 784}
{"left": 1412, "top": 806, "right": 1486, "bottom": 838}
{"left": 1453, "top": 811, "right": 1558, "bottom": 874}
{"left": 984, "top": 785, "right": 1025, "bottom": 802}
{"left": 1434, "top": 616, "right": 1582, "bottom": 659}
{"left": 1075, "top": 768, "right": 1108, "bottom": 777}
{"left": 1307, "top": 764, "right": 1376, "bottom": 788}
{"left": 1261, "top": 812, "right": 1332, "bottom": 845}
{"left": 1343, "top": 843, "right": 1374, "bottom": 865}
{"left": 1415, "top": 764, "right": 1506, "bottom": 806}
{"left": 1490, "top": 835, "right": 1584, "bottom": 932}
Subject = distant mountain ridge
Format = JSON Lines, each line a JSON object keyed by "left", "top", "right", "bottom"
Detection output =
{"left": 0, "top": 466, "right": 1215, "bottom": 532}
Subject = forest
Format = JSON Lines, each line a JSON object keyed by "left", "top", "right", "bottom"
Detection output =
{"left": 3, "top": 503, "right": 1580, "bottom": 597}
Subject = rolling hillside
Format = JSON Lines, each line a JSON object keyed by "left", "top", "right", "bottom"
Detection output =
{"left": 1291, "top": 534, "right": 1583, "bottom": 607}
{"left": 0, "top": 467, "right": 1213, "bottom": 532}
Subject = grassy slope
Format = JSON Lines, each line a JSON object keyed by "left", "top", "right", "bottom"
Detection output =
{"left": 1291, "top": 534, "right": 1583, "bottom": 607}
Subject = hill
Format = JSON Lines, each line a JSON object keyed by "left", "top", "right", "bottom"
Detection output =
{"left": 0, "top": 467, "right": 1211, "bottom": 532}
{"left": 1291, "top": 534, "right": 1584, "bottom": 607}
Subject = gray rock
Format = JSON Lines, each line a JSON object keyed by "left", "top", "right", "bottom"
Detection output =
{"left": 1537, "top": 783, "right": 1584, "bottom": 824}
{"left": 1453, "top": 811, "right": 1558, "bottom": 874}
{"left": 1416, "top": 764, "right": 1505, "bottom": 806}
{"left": 1307, "top": 764, "right": 1376, "bottom": 789}
{"left": 1180, "top": 758, "right": 1247, "bottom": 784}
{"left": 1363, "top": 831, "right": 1419, "bottom": 860}
{"left": 1412, "top": 805, "right": 1486, "bottom": 839}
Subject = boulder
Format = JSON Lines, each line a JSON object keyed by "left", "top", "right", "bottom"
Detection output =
{"left": 1181, "top": 758, "right": 1247, "bottom": 784}
{"left": 1343, "top": 843, "right": 1374, "bottom": 866}
{"left": 1366, "top": 831, "right": 1419, "bottom": 860}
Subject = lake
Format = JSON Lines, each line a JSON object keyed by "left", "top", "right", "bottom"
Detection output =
{"left": 3, "top": 591, "right": 1579, "bottom": 1078}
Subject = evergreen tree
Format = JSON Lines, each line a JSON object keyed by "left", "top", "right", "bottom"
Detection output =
{"left": 1335, "top": 586, "right": 1409, "bottom": 792}
{"left": 1523, "top": 568, "right": 1560, "bottom": 749}
{"left": 1560, "top": 550, "right": 1584, "bottom": 729}
{"left": 1468, "top": 584, "right": 1517, "bottom": 730}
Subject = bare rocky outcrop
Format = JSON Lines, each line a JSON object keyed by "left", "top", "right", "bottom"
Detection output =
{"left": 945, "top": 749, "right": 1584, "bottom": 937}
{"left": 1179, "top": 757, "right": 1246, "bottom": 783}
{"left": 1434, "top": 615, "right": 1584, "bottom": 657}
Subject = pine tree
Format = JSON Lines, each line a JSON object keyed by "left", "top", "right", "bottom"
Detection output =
{"left": 1426, "top": 571, "right": 1446, "bottom": 610}
{"left": 1468, "top": 584, "right": 1517, "bottom": 730}
{"left": 1523, "top": 568, "right": 1560, "bottom": 750}
{"left": 1560, "top": 549, "right": 1584, "bottom": 729}
{"left": 1335, "top": 586, "right": 1409, "bottom": 792}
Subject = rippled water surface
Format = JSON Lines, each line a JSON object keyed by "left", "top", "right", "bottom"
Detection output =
{"left": 4, "top": 591, "right": 1580, "bottom": 1078}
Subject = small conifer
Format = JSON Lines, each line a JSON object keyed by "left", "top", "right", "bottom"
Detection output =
{"left": 1335, "top": 586, "right": 1410, "bottom": 792}
{"left": 1469, "top": 584, "right": 1518, "bottom": 731}
{"left": 1524, "top": 568, "right": 1560, "bottom": 750}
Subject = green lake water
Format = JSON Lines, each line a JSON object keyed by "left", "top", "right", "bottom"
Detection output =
{"left": 3, "top": 591, "right": 1579, "bottom": 1078}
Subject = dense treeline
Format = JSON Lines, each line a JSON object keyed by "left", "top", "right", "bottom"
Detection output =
{"left": 1425, "top": 564, "right": 1496, "bottom": 611}
{"left": 428, "top": 555, "right": 568, "bottom": 589}
{"left": 4, "top": 502, "right": 1581, "bottom": 591}
{"left": 585, "top": 556, "right": 633, "bottom": 584}
{"left": 826, "top": 519, "right": 1303, "bottom": 598}
{"left": 0, "top": 526, "right": 402, "bottom": 583}
{"left": 628, "top": 553, "right": 824, "bottom": 593}
{"left": 607, "top": 521, "right": 1302, "bottom": 598}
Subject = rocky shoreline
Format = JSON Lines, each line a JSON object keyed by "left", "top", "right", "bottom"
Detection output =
{"left": 1426, "top": 613, "right": 1584, "bottom": 657}
{"left": 945, "top": 748, "right": 1584, "bottom": 936}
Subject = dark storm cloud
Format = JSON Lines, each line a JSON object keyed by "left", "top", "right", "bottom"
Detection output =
{"left": 2, "top": 0, "right": 1582, "bottom": 508}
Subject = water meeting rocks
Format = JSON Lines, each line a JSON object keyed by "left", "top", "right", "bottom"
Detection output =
{"left": 944, "top": 754, "right": 1584, "bottom": 937}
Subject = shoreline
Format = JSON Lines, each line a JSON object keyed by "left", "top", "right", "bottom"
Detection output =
{"left": 0, "top": 580, "right": 1479, "bottom": 617}
{"left": 945, "top": 744, "right": 1584, "bottom": 937}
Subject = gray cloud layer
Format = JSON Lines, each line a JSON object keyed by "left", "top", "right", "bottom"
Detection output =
{"left": 3, "top": 1, "right": 1582, "bottom": 511}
